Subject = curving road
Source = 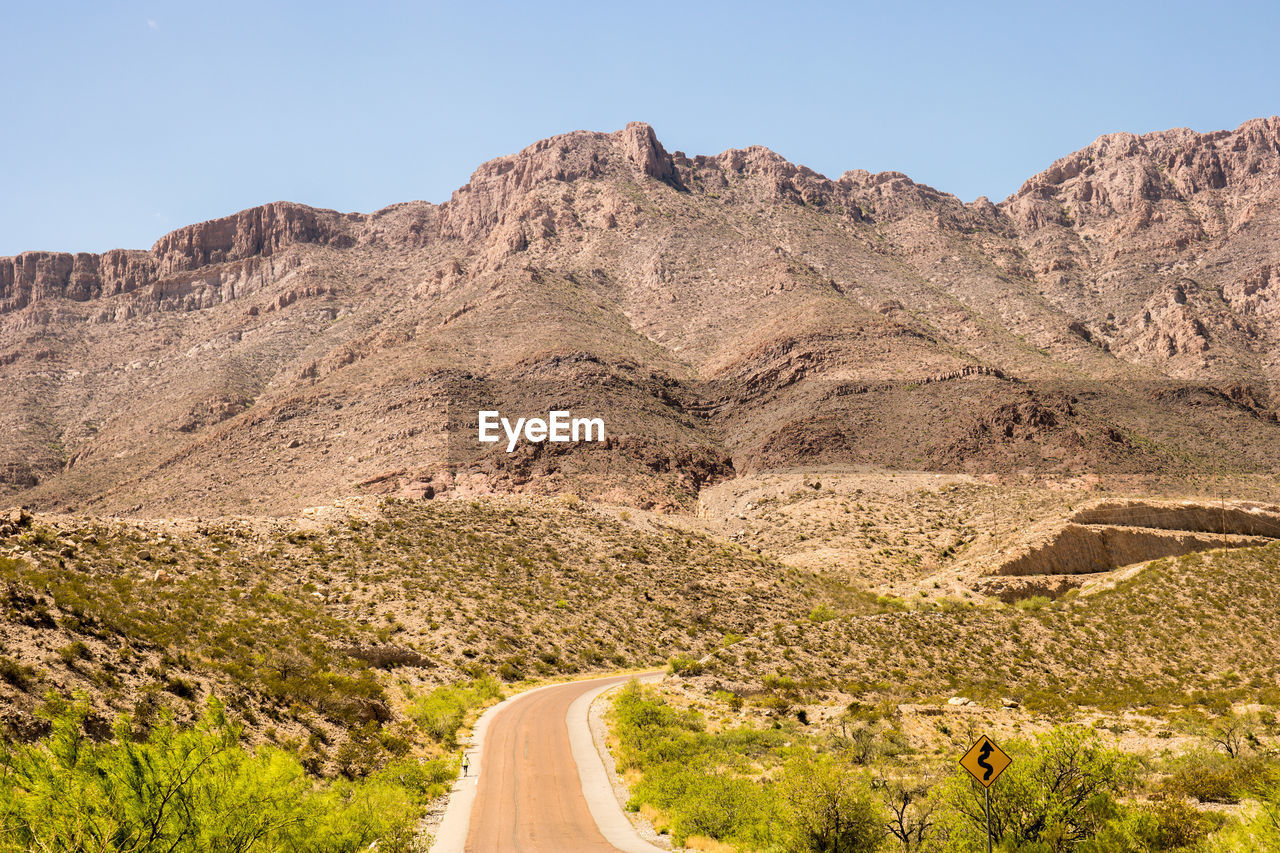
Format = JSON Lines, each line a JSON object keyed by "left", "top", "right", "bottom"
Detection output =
{"left": 433, "top": 672, "right": 665, "bottom": 853}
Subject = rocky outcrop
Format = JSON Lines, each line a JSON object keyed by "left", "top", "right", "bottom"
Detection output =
{"left": 150, "top": 201, "right": 357, "bottom": 275}
{"left": 619, "top": 121, "right": 677, "bottom": 183}
{"left": 994, "top": 523, "right": 1269, "bottom": 577}
{"left": 0, "top": 249, "right": 154, "bottom": 313}
{"left": 0, "top": 202, "right": 356, "bottom": 317}
{"left": 1071, "top": 500, "right": 1280, "bottom": 537}
{"left": 438, "top": 122, "right": 677, "bottom": 242}
{"left": 975, "top": 573, "right": 1100, "bottom": 603}
{"left": 997, "top": 117, "right": 1280, "bottom": 383}
{"left": 1225, "top": 264, "right": 1280, "bottom": 319}
{"left": 1004, "top": 117, "right": 1280, "bottom": 234}
{"left": 982, "top": 500, "right": 1280, "bottom": 600}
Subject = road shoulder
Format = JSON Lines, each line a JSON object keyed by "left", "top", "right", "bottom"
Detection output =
{"left": 568, "top": 676, "right": 670, "bottom": 853}
{"left": 585, "top": 677, "right": 674, "bottom": 850}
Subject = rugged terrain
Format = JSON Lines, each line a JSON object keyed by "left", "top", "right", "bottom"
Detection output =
{"left": 0, "top": 497, "right": 863, "bottom": 769}
{"left": 4, "top": 119, "right": 1280, "bottom": 850}
{"left": 4, "top": 119, "right": 1280, "bottom": 515}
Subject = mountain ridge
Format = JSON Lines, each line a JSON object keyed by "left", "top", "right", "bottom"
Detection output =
{"left": 3, "top": 118, "right": 1279, "bottom": 514}
{"left": 6, "top": 117, "right": 1279, "bottom": 279}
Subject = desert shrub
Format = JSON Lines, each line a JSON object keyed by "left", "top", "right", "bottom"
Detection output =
{"left": 0, "top": 698, "right": 427, "bottom": 852}
{"left": 809, "top": 604, "right": 838, "bottom": 623}
{"left": 0, "top": 656, "right": 35, "bottom": 689}
{"left": 1080, "top": 796, "right": 1222, "bottom": 852}
{"left": 712, "top": 689, "right": 744, "bottom": 711}
{"left": 667, "top": 654, "right": 704, "bottom": 676}
{"left": 497, "top": 659, "right": 523, "bottom": 681}
{"left": 1199, "top": 756, "right": 1280, "bottom": 850}
{"left": 261, "top": 669, "right": 390, "bottom": 727}
{"left": 779, "top": 751, "right": 884, "bottom": 853}
{"left": 164, "top": 676, "right": 198, "bottom": 699}
{"left": 631, "top": 767, "right": 776, "bottom": 846}
{"left": 371, "top": 755, "right": 457, "bottom": 803}
{"left": 407, "top": 676, "right": 501, "bottom": 748}
{"left": 1158, "top": 750, "right": 1251, "bottom": 804}
{"left": 56, "top": 641, "right": 91, "bottom": 666}
{"left": 1204, "top": 794, "right": 1280, "bottom": 851}
{"left": 879, "top": 775, "right": 938, "bottom": 853}
{"left": 1202, "top": 711, "right": 1260, "bottom": 758}
{"left": 614, "top": 682, "right": 791, "bottom": 847}
{"left": 612, "top": 681, "right": 705, "bottom": 770}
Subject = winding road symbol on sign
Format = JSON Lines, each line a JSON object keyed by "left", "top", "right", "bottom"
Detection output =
{"left": 960, "top": 735, "right": 1011, "bottom": 788}
{"left": 977, "top": 741, "right": 995, "bottom": 779}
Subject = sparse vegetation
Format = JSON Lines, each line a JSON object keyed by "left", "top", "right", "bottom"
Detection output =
{"left": 0, "top": 497, "right": 863, "bottom": 776}
{"left": 686, "top": 540, "right": 1280, "bottom": 715}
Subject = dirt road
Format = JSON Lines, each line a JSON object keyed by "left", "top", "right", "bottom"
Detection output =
{"left": 462, "top": 673, "right": 658, "bottom": 853}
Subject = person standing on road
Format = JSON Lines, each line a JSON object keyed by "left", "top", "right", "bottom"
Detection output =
{"left": 461, "top": 750, "right": 470, "bottom": 777}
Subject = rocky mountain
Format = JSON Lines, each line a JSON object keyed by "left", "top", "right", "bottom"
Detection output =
{"left": 3, "top": 119, "right": 1280, "bottom": 515}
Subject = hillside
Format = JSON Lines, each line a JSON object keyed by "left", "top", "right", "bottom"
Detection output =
{"left": 3, "top": 119, "right": 1280, "bottom": 515}
{"left": 0, "top": 498, "right": 861, "bottom": 767}
{"left": 680, "top": 533, "right": 1280, "bottom": 714}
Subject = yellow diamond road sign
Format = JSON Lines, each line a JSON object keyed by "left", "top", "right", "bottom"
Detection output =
{"left": 960, "top": 735, "right": 1012, "bottom": 788}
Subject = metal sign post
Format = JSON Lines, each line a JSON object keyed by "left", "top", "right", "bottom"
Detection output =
{"left": 985, "top": 785, "right": 992, "bottom": 853}
{"left": 960, "top": 735, "right": 1012, "bottom": 853}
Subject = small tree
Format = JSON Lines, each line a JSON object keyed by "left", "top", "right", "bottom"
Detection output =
{"left": 878, "top": 775, "right": 937, "bottom": 851}
{"left": 780, "top": 752, "right": 885, "bottom": 853}
{"left": 1206, "top": 712, "right": 1256, "bottom": 759}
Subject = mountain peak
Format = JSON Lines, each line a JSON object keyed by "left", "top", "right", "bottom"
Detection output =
{"left": 618, "top": 121, "right": 676, "bottom": 182}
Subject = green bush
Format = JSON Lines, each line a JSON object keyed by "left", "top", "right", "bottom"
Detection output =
{"left": 613, "top": 682, "right": 790, "bottom": 848}
{"left": 1159, "top": 750, "right": 1246, "bottom": 804}
{"left": 56, "top": 641, "right": 91, "bottom": 666}
{"left": 0, "top": 656, "right": 35, "bottom": 689}
{"left": 667, "top": 655, "right": 704, "bottom": 676}
{"left": 0, "top": 698, "right": 429, "bottom": 852}
{"left": 1080, "top": 797, "right": 1221, "bottom": 852}
{"left": 408, "top": 676, "right": 501, "bottom": 748}
{"left": 1205, "top": 794, "right": 1280, "bottom": 851}
{"left": 779, "top": 751, "right": 883, "bottom": 853}
{"left": 630, "top": 766, "right": 776, "bottom": 846}
{"left": 809, "top": 604, "right": 838, "bottom": 623}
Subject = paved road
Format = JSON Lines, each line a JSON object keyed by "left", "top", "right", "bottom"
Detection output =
{"left": 463, "top": 673, "right": 654, "bottom": 853}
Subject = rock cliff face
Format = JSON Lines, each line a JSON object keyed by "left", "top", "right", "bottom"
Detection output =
{"left": 3, "top": 119, "right": 1280, "bottom": 514}
{"left": 150, "top": 201, "right": 360, "bottom": 275}
{"left": 438, "top": 122, "right": 678, "bottom": 242}
{"left": 994, "top": 117, "right": 1280, "bottom": 378}
{"left": 0, "top": 124, "right": 680, "bottom": 317}
{"left": 0, "top": 203, "right": 360, "bottom": 317}
{"left": 0, "top": 250, "right": 152, "bottom": 312}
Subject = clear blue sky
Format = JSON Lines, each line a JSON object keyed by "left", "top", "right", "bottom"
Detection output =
{"left": 3, "top": 0, "right": 1277, "bottom": 255}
